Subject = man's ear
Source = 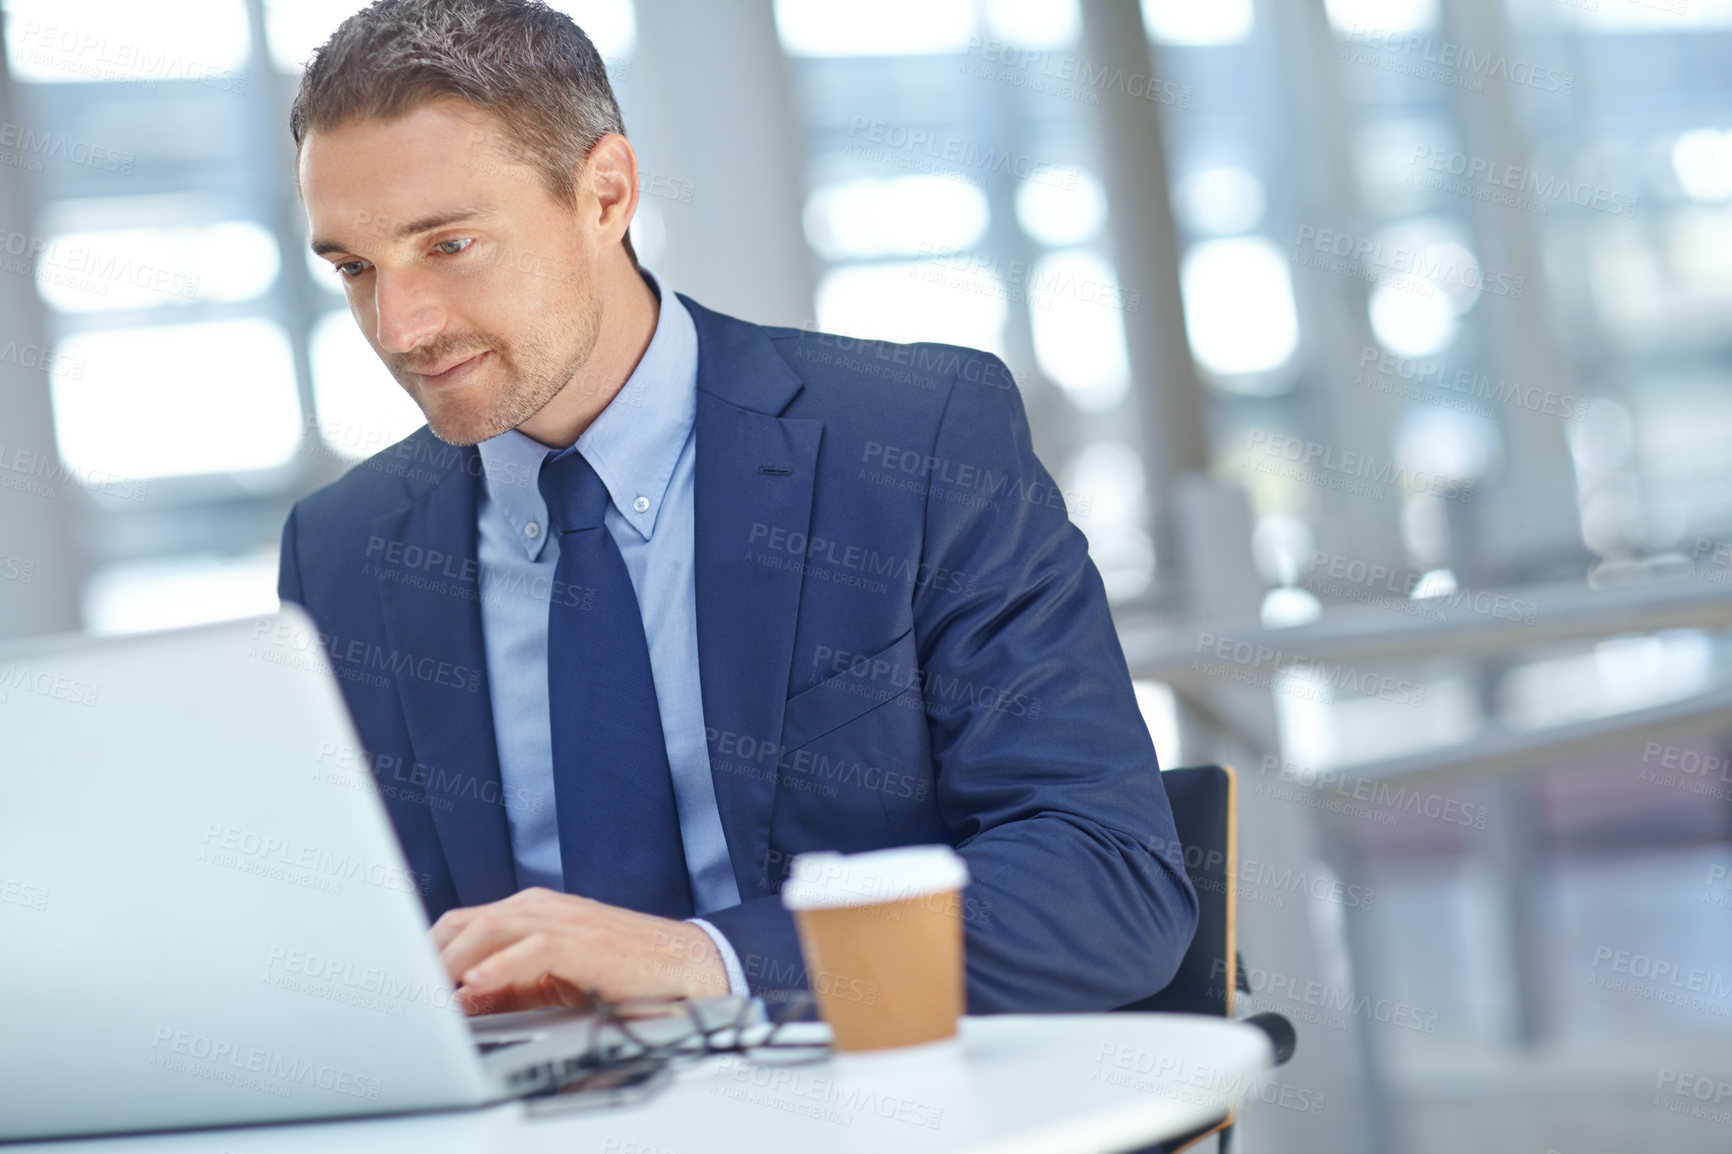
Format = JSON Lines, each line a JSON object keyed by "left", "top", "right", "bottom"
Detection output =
{"left": 581, "top": 132, "right": 640, "bottom": 250}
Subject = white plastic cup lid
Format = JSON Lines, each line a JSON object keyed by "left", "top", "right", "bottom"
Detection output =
{"left": 780, "top": 845, "right": 969, "bottom": 911}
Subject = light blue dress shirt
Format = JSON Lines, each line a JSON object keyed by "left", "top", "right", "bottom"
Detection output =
{"left": 473, "top": 269, "right": 746, "bottom": 992}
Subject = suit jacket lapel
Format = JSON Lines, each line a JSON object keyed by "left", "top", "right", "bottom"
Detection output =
{"left": 684, "top": 294, "right": 822, "bottom": 900}
{"left": 372, "top": 444, "right": 516, "bottom": 907}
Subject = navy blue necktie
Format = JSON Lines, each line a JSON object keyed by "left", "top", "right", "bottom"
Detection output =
{"left": 538, "top": 448, "right": 694, "bottom": 919}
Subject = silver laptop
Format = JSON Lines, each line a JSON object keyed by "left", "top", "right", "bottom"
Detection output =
{"left": 0, "top": 606, "right": 736, "bottom": 1143}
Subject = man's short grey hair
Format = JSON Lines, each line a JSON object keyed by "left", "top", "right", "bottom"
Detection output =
{"left": 290, "top": 0, "right": 638, "bottom": 267}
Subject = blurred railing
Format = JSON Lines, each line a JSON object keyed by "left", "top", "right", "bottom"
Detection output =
{"left": 1120, "top": 575, "right": 1732, "bottom": 784}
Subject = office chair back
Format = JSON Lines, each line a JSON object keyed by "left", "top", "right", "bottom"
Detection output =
{"left": 1118, "top": 764, "right": 1271, "bottom": 1154}
{"left": 1120, "top": 764, "right": 1237, "bottom": 1017}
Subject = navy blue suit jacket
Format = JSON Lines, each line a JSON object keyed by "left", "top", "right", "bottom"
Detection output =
{"left": 277, "top": 293, "right": 1197, "bottom": 1013}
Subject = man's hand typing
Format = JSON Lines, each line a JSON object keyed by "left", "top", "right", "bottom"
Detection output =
{"left": 430, "top": 887, "right": 731, "bottom": 1015}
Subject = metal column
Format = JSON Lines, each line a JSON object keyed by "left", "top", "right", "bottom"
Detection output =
{"left": 0, "top": 17, "right": 84, "bottom": 639}
{"left": 624, "top": 0, "right": 816, "bottom": 329}
{"left": 1077, "top": 0, "right": 1217, "bottom": 617}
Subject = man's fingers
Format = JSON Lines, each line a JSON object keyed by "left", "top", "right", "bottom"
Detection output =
{"left": 458, "top": 931, "right": 562, "bottom": 995}
{"left": 456, "top": 971, "right": 591, "bottom": 1017}
{"left": 429, "top": 904, "right": 482, "bottom": 951}
{"left": 456, "top": 985, "right": 525, "bottom": 1016}
{"left": 430, "top": 891, "right": 623, "bottom": 1006}
{"left": 438, "top": 912, "right": 542, "bottom": 985}
{"left": 430, "top": 888, "right": 556, "bottom": 951}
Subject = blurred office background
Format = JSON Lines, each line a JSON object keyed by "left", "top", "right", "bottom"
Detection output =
{"left": 4, "top": 0, "right": 1732, "bottom": 1150}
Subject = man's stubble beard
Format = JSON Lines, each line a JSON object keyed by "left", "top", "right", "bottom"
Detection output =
{"left": 407, "top": 286, "right": 604, "bottom": 448}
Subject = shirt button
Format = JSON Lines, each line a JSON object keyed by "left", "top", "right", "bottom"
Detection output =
{"left": 633, "top": 496, "right": 650, "bottom": 513}
{"left": 525, "top": 522, "right": 541, "bottom": 538}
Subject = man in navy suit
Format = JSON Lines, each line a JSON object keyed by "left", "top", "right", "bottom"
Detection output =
{"left": 280, "top": 0, "right": 1195, "bottom": 1015}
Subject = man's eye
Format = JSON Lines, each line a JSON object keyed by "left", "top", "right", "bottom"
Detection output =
{"left": 434, "top": 238, "right": 473, "bottom": 256}
{"left": 336, "top": 261, "right": 368, "bottom": 278}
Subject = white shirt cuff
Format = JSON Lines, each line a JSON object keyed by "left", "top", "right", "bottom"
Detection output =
{"left": 687, "top": 917, "right": 750, "bottom": 997}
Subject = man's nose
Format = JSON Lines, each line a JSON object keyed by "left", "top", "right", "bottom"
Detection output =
{"left": 372, "top": 268, "right": 443, "bottom": 355}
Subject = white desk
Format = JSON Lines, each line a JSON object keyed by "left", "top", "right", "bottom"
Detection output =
{"left": 15, "top": 1014, "right": 1274, "bottom": 1154}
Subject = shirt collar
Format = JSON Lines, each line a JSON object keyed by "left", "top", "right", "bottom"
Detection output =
{"left": 476, "top": 267, "right": 697, "bottom": 561}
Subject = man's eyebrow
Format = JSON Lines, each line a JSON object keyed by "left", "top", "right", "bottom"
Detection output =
{"left": 309, "top": 208, "right": 487, "bottom": 257}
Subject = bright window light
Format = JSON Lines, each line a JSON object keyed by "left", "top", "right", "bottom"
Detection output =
{"left": 544, "top": 0, "right": 637, "bottom": 60}
{"left": 36, "top": 221, "right": 279, "bottom": 313}
{"left": 1567, "top": 397, "right": 1635, "bottom": 472}
{"left": 1134, "top": 679, "right": 1182, "bottom": 767}
{"left": 1371, "top": 218, "right": 1487, "bottom": 314}
{"left": 4, "top": 0, "right": 249, "bottom": 84}
{"left": 1274, "top": 681, "right": 1337, "bottom": 768}
{"left": 1673, "top": 129, "right": 1732, "bottom": 203}
{"left": 261, "top": 0, "right": 367, "bottom": 73}
{"left": 1353, "top": 119, "right": 1447, "bottom": 217}
{"left": 1141, "top": 0, "right": 1252, "bottom": 45}
{"left": 1595, "top": 630, "right": 1711, "bottom": 705}
{"left": 51, "top": 318, "right": 302, "bottom": 479}
{"left": 1545, "top": 0, "right": 1732, "bottom": 33}
{"left": 775, "top": 0, "right": 975, "bottom": 56}
{"left": 1084, "top": 524, "right": 1155, "bottom": 602}
{"left": 310, "top": 310, "right": 425, "bottom": 461}
{"left": 985, "top": 0, "right": 1079, "bottom": 49}
{"left": 629, "top": 198, "right": 667, "bottom": 266}
{"left": 1420, "top": 241, "right": 1486, "bottom": 315}
{"left": 815, "top": 262, "right": 1006, "bottom": 355}
{"left": 804, "top": 176, "right": 990, "bottom": 261}
{"left": 1369, "top": 280, "right": 1456, "bottom": 357}
{"left": 1251, "top": 513, "right": 1314, "bottom": 586}
{"left": 1065, "top": 439, "right": 1146, "bottom": 529}
{"left": 1393, "top": 405, "right": 1501, "bottom": 481}
{"left": 1504, "top": 630, "right": 1716, "bottom": 729}
{"left": 1400, "top": 492, "right": 1450, "bottom": 566}
{"left": 1362, "top": 218, "right": 1482, "bottom": 355}
{"left": 262, "top": 0, "right": 635, "bottom": 73}
{"left": 1179, "top": 236, "right": 1299, "bottom": 377}
{"left": 83, "top": 549, "right": 280, "bottom": 637}
{"left": 1411, "top": 568, "right": 1457, "bottom": 600}
{"left": 1174, "top": 166, "right": 1267, "bottom": 236}
{"left": 1015, "top": 169, "right": 1107, "bottom": 247}
{"left": 1261, "top": 585, "right": 1323, "bottom": 628}
{"left": 197, "top": 222, "right": 283, "bottom": 301}
{"left": 1323, "top": 0, "right": 1437, "bottom": 37}
{"left": 1026, "top": 249, "right": 1131, "bottom": 412}
{"left": 1064, "top": 439, "right": 1152, "bottom": 600}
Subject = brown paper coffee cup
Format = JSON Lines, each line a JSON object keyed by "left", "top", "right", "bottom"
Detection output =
{"left": 781, "top": 846, "right": 969, "bottom": 1052}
